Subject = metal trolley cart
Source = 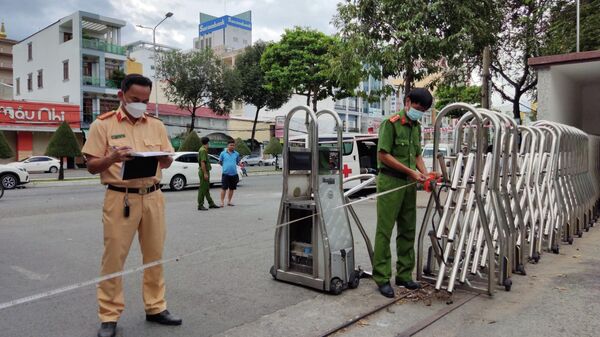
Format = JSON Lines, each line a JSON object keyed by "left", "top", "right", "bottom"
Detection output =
{"left": 270, "top": 106, "right": 361, "bottom": 294}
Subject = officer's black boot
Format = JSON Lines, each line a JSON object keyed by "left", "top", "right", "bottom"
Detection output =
{"left": 97, "top": 322, "right": 117, "bottom": 337}
{"left": 146, "top": 309, "right": 182, "bottom": 325}
{"left": 377, "top": 282, "right": 395, "bottom": 298}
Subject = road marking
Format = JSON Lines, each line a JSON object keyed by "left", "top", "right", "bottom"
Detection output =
{"left": 10, "top": 266, "right": 49, "bottom": 281}
{"left": 0, "top": 180, "right": 422, "bottom": 311}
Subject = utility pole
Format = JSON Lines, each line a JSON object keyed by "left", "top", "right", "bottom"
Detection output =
{"left": 576, "top": 0, "right": 580, "bottom": 52}
{"left": 481, "top": 46, "right": 491, "bottom": 109}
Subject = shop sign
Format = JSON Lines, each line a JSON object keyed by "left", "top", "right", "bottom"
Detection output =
{"left": 0, "top": 100, "right": 80, "bottom": 128}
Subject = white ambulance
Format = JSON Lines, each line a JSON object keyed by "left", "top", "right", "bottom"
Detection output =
{"left": 288, "top": 133, "right": 379, "bottom": 189}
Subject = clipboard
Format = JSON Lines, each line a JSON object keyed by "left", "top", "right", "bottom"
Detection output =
{"left": 120, "top": 152, "right": 172, "bottom": 180}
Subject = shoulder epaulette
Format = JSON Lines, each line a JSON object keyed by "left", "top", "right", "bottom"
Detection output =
{"left": 96, "top": 111, "right": 116, "bottom": 120}
{"left": 389, "top": 114, "right": 401, "bottom": 123}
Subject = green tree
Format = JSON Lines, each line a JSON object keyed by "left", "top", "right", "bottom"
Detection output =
{"left": 335, "top": 0, "right": 502, "bottom": 94}
{"left": 45, "top": 121, "right": 81, "bottom": 180}
{"left": 0, "top": 131, "right": 14, "bottom": 159}
{"left": 261, "top": 27, "right": 363, "bottom": 112}
{"left": 156, "top": 49, "right": 239, "bottom": 132}
{"left": 435, "top": 85, "right": 482, "bottom": 117}
{"left": 236, "top": 41, "right": 291, "bottom": 150}
{"left": 109, "top": 68, "right": 126, "bottom": 88}
{"left": 544, "top": 0, "right": 600, "bottom": 54}
{"left": 235, "top": 138, "right": 251, "bottom": 156}
{"left": 490, "top": 0, "right": 558, "bottom": 122}
{"left": 178, "top": 131, "right": 201, "bottom": 152}
{"left": 263, "top": 137, "right": 283, "bottom": 169}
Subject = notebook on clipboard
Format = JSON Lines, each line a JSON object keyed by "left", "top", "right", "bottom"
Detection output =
{"left": 120, "top": 151, "right": 172, "bottom": 180}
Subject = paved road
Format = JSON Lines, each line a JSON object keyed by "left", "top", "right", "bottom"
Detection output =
{"left": 0, "top": 175, "right": 334, "bottom": 337}
{"left": 2, "top": 176, "right": 599, "bottom": 337}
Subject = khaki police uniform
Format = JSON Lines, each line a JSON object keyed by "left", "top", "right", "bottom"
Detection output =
{"left": 372, "top": 110, "right": 422, "bottom": 285}
{"left": 82, "top": 107, "right": 174, "bottom": 322}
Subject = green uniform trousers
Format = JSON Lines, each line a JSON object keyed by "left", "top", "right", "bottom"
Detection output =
{"left": 197, "top": 174, "right": 216, "bottom": 207}
{"left": 372, "top": 173, "right": 417, "bottom": 285}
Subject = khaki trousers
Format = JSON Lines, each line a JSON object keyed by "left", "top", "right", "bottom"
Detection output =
{"left": 98, "top": 188, "right": 167, "bottom": 322}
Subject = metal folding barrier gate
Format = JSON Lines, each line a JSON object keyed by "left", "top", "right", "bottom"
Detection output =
{"left": 417, "top": 103, "right": 600, "bottom": 296}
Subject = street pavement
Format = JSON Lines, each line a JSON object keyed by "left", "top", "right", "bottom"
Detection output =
{"left": 0, "top": 175, "right": 599, "bottom": 337}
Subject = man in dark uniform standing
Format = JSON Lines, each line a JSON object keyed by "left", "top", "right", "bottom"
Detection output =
{"left": 198, "top": 136, "right": 219, "bottom": 210}
{"left": 373, "top": 88, "right": 438, "bottom": 298}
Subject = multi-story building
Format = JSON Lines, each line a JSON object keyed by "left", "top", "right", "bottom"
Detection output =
{"left": 334, "top": 75, "right": 394, "bottom": 134}
{"left": 193, "top": 11, "right": 252, "bottom": 54}
{"left": 0, "top": 22, "right": 16, "bottom": 100}
{"left": 12, "top": 11, "right": 127, "bottom": 129}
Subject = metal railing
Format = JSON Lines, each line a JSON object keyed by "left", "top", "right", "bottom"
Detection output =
{"left": 81, "top": 38, "right": 126, "bottom": 55}
{"left": 82, "top": 76, "right": 119, "bottom": 89}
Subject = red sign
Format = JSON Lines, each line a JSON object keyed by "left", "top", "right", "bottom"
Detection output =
{"left": 342, "top": 163, "right": 353, "bottom": 178}
{"left": 0, "top": 100, "right": 81, "bottom": 129}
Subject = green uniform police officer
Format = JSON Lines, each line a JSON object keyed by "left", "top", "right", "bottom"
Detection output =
{"left": 198, "top": 137, "right": 220, "bottom": 210}
{"left": 373, "top": 88, "right": 438, "bottom": 298}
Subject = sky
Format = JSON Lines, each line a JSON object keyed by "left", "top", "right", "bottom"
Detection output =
{"left": 1, "top": 0, "right": 340, "bottom": 48}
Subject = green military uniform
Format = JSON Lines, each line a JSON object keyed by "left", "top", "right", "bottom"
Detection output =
{"left": 373, "top": 110, "right": 422, "bottom": 285}
{"left": 198, "top": 146, "right": 216, "bottom": 208}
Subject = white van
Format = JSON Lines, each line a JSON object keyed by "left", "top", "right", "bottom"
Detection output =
{"left": 422, "top": 143, "right": 453, "bottom": 173}
{"left": 288, "top": 133, "right": 379, "bottom": 189}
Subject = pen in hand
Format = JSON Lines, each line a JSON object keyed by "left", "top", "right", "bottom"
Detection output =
{"left": 110, "top": 146, "right": 134, "bottom": 162}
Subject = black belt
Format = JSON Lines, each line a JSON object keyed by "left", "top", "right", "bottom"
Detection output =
{"left": 378, "top": 167, "right": 408, "bottom": 180}
{"left": 107, "top": 183, "right": 161, "bottom": 195}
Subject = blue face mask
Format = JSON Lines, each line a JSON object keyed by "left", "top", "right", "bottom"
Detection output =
{"left": 406, "top": 107, "right": 424, "bottom": 121}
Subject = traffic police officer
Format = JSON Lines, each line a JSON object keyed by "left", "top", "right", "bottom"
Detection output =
{"left": 82, "top": 74, "right": 182, "bottom": 337}
{"left": 373, "top": 88, "right": 437, "bottom": 298}
{"left": 198, "top": 136, "right": 219, "bottom": 210}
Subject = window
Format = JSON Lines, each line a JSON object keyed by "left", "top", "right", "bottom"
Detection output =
{"left": 15, "top": 78, "right": 20, "bottom": 95}
{"left": 37, "top": 69, "right": 43, "bottom": 88}
{"left": 63, "top": 32, "right": 73, "bottom": 42}
{"left": 63, "top": 96, "right": 69, "bottom": 103}
{"left": 27, "top": 42, "right": 32, "bottom": 61}
{"left": 27, "top": 73, "right": 32, "bottom": 91}
{"left": 176, "top": 154, "right": 198, "bottom": 163}
{"left": 63, "top": 60, "right": 69, "bottom": 80}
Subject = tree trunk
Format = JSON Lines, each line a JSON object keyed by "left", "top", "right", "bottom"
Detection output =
{"left": 513, "top": 92, "right": 522, "bottom": 124}
{"left": 306, "top": 93, "right": 311, "bottom": 107}
{"left": 58, "top": 157, "right": 64, "bottom": 181}
{"left": 311, "top": 93, "right": 318, "bottom": 113}
{"left": 189, "top": 106, "right": 197, "bottom": 133}
{"left": 403, "top": 66, "right": 414, "bottom": 98}
{"left": 251, "top": 106, "right": 262, "bottom": 151}
{"left": 481, "top": 46, "right": 491, "bottom": 109}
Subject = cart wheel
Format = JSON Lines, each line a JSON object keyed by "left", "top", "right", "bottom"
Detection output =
{"left": 577, "top": 230, "right": 583, "bottom": 238}
{"left": 504, "top": 278, "right": 512, "bottom": 291}
{"left": 330, "top": 278, "right": 344, "bottom": 295}
{"left": 551, "top": 245, "right": 560, "bottom": 254}
{"left": 269, "top": 265, "right": 276, "bottom": 279}
{"left": 531, "top": 252, "right": 540, "bottom": 264}
{"left": 348, "top": 271, "right": 360, "bottom": 289}
{"left": 568, "top": 236, "right": 574, "bottom": 245}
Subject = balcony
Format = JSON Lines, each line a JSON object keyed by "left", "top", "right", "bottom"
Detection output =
{"left": 82, "top": 76, "right": 120, "bottom": 89}
{"left": 82, "top": 38, "right": 126, "bottom": 56}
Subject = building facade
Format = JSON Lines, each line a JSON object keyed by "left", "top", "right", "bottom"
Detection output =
{"left": 0, "top": 99, "right": 82, "bottom": 163}
{"left": 12, "top": 11, "right": 126, "bottom": 129}
{"left": 193, "top": 11, "right": 252, "bottom": 53}
{"left": 0, "top": 22, "right": 16, "bottom": 100}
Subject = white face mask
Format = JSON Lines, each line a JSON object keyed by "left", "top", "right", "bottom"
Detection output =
{"left": 124, "top": 102, "right": 147, "bottom": 118}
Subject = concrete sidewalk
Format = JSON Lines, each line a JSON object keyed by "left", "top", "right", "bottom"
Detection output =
{"left": 217, "top": 217, "right": 600, "bottom": 337}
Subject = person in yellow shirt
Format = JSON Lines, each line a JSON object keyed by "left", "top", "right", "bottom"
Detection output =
{"left": 82, "top": 74, "right": 182, "bottom": 337}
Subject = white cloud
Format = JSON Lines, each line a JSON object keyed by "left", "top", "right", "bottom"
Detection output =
{"left": 5, "top": 0, "right": 341, "bottom": 49}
